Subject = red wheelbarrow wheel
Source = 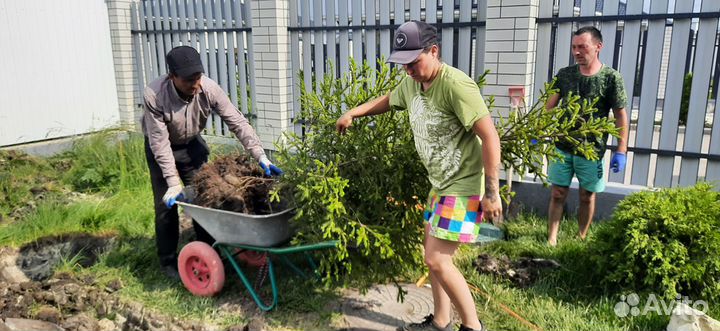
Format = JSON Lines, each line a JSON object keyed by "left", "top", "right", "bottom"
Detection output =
{"left": 178, "top": 241, "right": 225, "bottom": 296}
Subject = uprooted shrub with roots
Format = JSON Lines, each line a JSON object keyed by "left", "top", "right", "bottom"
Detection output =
{"left": 192, "top": 154, "right": 285, "bottom": 214}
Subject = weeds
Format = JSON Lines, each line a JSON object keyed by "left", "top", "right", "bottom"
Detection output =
{"left": 58, "top": 132, "right": 149, "bottom": 193}
{"left": 55, "top": 249, "right": 89, "bottom": 274}
{"left": 0, "top": 150, "right": 65, "bottom": 222}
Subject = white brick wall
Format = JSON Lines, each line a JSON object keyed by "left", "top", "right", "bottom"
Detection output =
{"left": 486, "top": 30, "right": 515, "bottom": 41}
{"left": 486, "top": 41, "right": 514, "bottom": 52}
{"left": 487, "top": 7, "right": 501, "bottom": 18}
{"left": 515, "top": 17, "right": 534, "bottom": 29}
{"left": 501, "top": 6, "right": 533, "bottom": 18}
{"left": 496, "top": 52, "right": 527, "bottom": 63}
{"left": 486, "top": 18, "right": 515, "bottom": 29}
{"left": 498, "top": 62, "right": 532, "bottom": 75}
{"left": 106, "top": 0, "right": 138, "bottom": 129}
{"left": 483, "top": 0, "right": 539, "bottom": 113}
{"left": 497, "top": 74, "right": 533, "bottom": 86}
{"left": 252, "top": 0, "right": 294, "bottom": 150}
{"left": 499, "top": 0, "right": 535, "bottom": 6}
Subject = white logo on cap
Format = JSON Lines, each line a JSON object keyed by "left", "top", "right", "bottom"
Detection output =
{"left": 395, "top": 32, "right": 407, "bottom": 48}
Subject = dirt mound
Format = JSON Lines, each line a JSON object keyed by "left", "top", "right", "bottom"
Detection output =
{"left": 0, "top": 272, "right": 213, "bottom": 331}
{"left": 473, "top": 253, "right": 561, "bottom": 288}
{"left": 192, "top": 154, "right": 287, "bottom": 214}
{"left": 1, "top": 233, "right": 255, "bottom": 331}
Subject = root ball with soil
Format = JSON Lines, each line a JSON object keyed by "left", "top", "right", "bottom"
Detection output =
{"left": 192, "top": 154, "right": 288, "bottom": 214}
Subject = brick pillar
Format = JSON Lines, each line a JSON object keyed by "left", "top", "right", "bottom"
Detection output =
{"left": 106, "top": 0, "right": 140, "bottom": 130}
{"left": 251, "top": 0, "right": 293, "bottom": 151}
{"left": 483, "top": 0, "right": 539, "bottom": 117}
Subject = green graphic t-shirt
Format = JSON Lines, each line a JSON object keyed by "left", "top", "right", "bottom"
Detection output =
{"left": 553, "top": 64, "right": 627, "bottom": 154}
{"left": 389, "top": 63, "right": 490, "bottom": 196}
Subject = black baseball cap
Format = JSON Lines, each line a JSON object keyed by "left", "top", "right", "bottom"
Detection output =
{"left": 166, "top": 46, "right": 204, "bottom": 78}
{"left": 388, "top": 20, "right": 438, "bottom": 64}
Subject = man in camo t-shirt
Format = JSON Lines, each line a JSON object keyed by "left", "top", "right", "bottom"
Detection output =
{"left": 546, "top": 26, "right": 629, "bottom": 246}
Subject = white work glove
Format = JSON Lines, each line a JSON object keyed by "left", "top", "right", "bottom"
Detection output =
{"left": 162, "top": 185, "right": 184, "bottom": 208}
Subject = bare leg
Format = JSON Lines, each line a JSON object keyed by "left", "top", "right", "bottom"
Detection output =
{"left": 547, "top": 185, "right": 569, "bottom": 246}
{"left": 577, "top": 188, "right": 596, "bottom": 239}
{"left": 424, "top": 225, "right": 482, "bottom": 329}
{"left": 428, "top": 269, "right": 452, "bottom": 327}
{"left": 424, "top": 224, "right": 452, "bottom": 327}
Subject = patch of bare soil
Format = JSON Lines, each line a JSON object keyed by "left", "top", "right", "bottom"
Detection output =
{"left": 192, "top": 154, "right": 288, "bottom": 214}
{"left": 1, "top": 234, "right": 222, "bottom": 331}
{"left": 473, "top": 253, "right": 561, "bottom": 288}
{"left": 0, "top": 272, "right": 214, "bottom": 331}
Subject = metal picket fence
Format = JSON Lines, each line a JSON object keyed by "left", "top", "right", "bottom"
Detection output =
{"left": 287, "top": 0, "right": 488, "bottom": 119}
{"left": 128, "top": 0, "right": 720, "bottom": 190}
{"left": 130, "top": 0, "right": 256, "bottom": 136}
{"left": 535, "top": 0, "right": 720, "bottom": 188}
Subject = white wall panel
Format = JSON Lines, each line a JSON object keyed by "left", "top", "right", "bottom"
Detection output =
{"left": 0, "top": 0, "right": 119, "bottom": 146}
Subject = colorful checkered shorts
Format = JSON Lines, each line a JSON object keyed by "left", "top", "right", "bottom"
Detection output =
{"left": 423, "top": 192, "right": 485, "bottom": 243}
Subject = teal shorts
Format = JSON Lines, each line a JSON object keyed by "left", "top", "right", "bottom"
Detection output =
{"left": 548, "top": 148, "right": 605, "bottom": 193}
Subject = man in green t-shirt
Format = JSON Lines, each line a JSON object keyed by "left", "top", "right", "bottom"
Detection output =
{"left": 336, "top": 20, "right": 500, "bottom": 331}
{"left": 546, "top": 26, "right": 629, "bottom": 246}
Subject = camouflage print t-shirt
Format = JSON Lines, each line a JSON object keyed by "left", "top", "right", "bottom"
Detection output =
{"left": 553, "top": 64, "right": 627, "bottom": 154}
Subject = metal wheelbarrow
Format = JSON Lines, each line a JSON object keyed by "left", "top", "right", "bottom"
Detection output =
{"left": 175, "top": 202, "right": 338, "bottom": 311}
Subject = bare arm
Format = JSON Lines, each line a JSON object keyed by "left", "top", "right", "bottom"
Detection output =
{"left": 546, "top": 93, "right": 560, "bottom": 110}
{"left": 336, "top": 94, "right": 391, "bottom": 134}
{"left": 472, "top": 116, "right": 503, "bottom": 222}
{"left": 613, "top": 107, "right": 629, "bottom": 153}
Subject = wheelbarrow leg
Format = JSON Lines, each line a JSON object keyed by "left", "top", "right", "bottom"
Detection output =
{"left": 277, "top": 253, "right": 322, "bottom": 279}
{"left": 304, "top": 252, "right": 318, "bottom": 272}
{"left": 278, "top": 255, "right": 308, "bottom": 278}
{"left": 219, "top": 246, "right": 279, "bottom": 311}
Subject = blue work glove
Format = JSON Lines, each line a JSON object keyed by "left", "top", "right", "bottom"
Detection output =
{"left": 610, "top": 152, "right": 626, "bottom": 173}
{"left": 259, "top": 156, "right": 284, "bottom": 176}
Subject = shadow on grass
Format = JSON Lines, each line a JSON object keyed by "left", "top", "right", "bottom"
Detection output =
{"left": 101, "top": 236, "right": 181, "bottom": 292}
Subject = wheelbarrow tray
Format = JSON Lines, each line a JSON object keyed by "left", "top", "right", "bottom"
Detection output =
{"left": 176, "top": 202, "right": 293, "bottom": 247}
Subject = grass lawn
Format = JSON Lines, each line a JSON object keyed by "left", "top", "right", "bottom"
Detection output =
{"left": 0, "top": 132, "right": 716, "bottom": 330}
{"left": 459, "top": 214, "right": 712, "bottom": 331}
